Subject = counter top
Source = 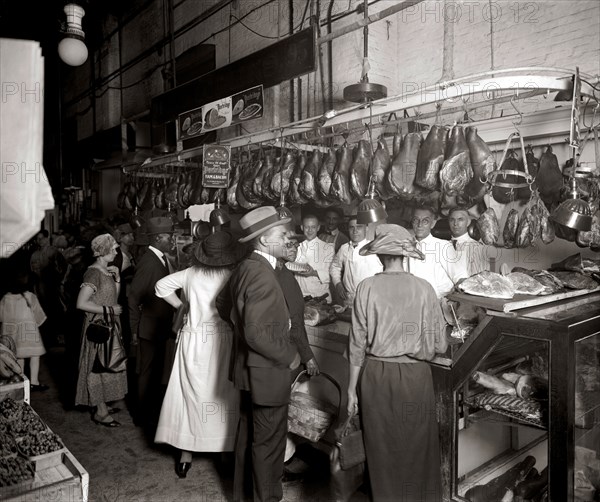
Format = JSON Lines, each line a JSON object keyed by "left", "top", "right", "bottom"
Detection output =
{"left": 306, "top": 319, "right": 452, "bottom": 368}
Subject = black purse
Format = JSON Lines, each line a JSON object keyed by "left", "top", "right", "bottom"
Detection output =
{"left": 94, "top": 325, "right": 127, "bottom": 373}
{"left": 86, "top": 307, "right": 112, "bottom": 344}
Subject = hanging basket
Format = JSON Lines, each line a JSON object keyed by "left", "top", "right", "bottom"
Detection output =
{"left": 288, "top": 371, "right": 342, "bottom": 442}
{"left": 487, "top": 131, "right": 534, "bottom": 190}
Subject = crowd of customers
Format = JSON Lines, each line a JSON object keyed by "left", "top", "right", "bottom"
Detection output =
{"left": 0, "top": 202, "right": 476, "bottom": 502}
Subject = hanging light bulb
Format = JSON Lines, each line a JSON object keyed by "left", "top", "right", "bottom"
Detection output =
{"left": 58, "top": 3, "right": 88, "bottom": 66}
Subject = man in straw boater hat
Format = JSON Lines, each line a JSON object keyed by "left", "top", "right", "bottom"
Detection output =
{"left": 128, "top": 217, "right": 176, "bottom": 432}
{"left": 217, "top": 206, "right": 301, "bottom": 502}
{"left": 347, "top": 224, "right": 448, "bottom": 502}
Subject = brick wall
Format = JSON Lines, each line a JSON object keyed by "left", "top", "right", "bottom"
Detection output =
{"left": 63, "top": 0, "right": 599, "bottom": 141}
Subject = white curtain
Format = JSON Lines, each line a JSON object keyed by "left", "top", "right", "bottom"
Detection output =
{"left": 0, "top": 38, "right": 54, "bottom": 258}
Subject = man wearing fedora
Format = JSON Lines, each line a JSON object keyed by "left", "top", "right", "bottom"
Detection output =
{"left": 217, "top": 206, "right": 301, "bottom": 502}
{"left": 128, "top": 217, "right": 176, "bottom": 430}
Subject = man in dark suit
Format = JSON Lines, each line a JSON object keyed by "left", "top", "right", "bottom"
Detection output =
{"left": 128, "top": 217, "right": 175, "bottom": 430}
{"left": 217, "top": 206, "right": 301, "bottom": 502}
{"left": 318, "top": 207, "right": 349, "bottom": 253}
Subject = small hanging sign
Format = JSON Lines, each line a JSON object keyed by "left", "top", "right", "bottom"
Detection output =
{"left": 202, "top": 145, "right": 231, "bottom": 189}
{"left": 569, "top": 67, "right": 581, "bottom": 150}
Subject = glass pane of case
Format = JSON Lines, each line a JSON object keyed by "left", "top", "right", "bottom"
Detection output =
{"left": 574, "top": 332, "right": 600, "bottom": 502}
{"left": 456, "top": 334, "right": 549, "bottom": 501}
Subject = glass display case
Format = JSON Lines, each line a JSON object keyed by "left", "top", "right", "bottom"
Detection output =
{"left": 432, "top": 291, "right": 600, "bottom": 501}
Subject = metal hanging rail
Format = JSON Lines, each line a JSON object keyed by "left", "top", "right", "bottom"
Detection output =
{"left": 122, "top": 68, "right": 598, "bottom": 173}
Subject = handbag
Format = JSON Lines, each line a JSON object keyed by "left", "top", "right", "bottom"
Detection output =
{"left": 91, "top": 308, "right": 127, "bottom": 374}
{"left": 86, "top": 306, "right": 112, "bottom": 344}
{"left": 336, "top": 412, "right": 366, "bottom": 470}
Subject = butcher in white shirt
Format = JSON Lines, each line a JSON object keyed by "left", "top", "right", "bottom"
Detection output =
{"left": 405, "top": 206, "right": 467, "bottom": 298}
{"left": 448, "top": 207, "right": 488, "bottom": 278}
{"left": 330, "top": 216, "right": 383, "bottom": 307}
{"left": 293, "top": 214, "right": 336, "bottom": 301}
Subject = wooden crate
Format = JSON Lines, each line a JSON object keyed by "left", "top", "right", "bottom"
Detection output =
{"left": 0, "top": 376, "right": 30, "bottom": 405}
{"left": 28, "top": 447, "right": 68, "bottom": 472}
{"left": 1, "top": 449, "right": 88, "bottom": 502}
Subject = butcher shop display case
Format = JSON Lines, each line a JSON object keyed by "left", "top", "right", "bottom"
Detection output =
{"left": 433, "top": 290, "right": 600, "bottom": 502}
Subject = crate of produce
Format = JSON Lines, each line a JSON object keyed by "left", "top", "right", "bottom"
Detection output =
{"left": 0, "top": 375, "right": 29, "bottom": 405}
{"left": 17, "top": 430, "right": 66, "bottom": 472}
{"left": 0, "top": 456, "right": 35, "bottom": 498}
{"left": 1, "top": 449, "right": 88, "bottom": 502}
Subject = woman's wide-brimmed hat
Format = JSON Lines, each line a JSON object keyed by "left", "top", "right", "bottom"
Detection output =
{"left": 359, "top": 224, "right": 425, "bottom": 260}
{"left": 194, "top": 231, "right": 242, "bottom": 266}
{"left": 238, "top": 206, "right": 291, "bottom": 243}
{"left": 91, "top": 233, "right": 118, "bottom": 257}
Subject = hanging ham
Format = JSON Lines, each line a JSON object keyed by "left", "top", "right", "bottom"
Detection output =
{"left": 317, "top": 148, "right": 336, "bottom": 199}
{"left": 371, "top": 138, "right": 392, "bottom": 199}
{"left": 289, "top": 153, "right": 308, "bottom": 205}
{"left": 464, "top": 126, "right": 496, "bottom": 203}
{"left": 350, "top": 140, "right": 372, "bottom": 199}
{"left": 477, "top": 208, "right": 500, "bottom": 245}
{"left": 271, "top": 150, "right": 296, "bottom": 200}
{"left": 392, "top": 133, "right": 402, "bottom": 158}
{"left": 415, "top": 125, "right": 445, "bottom": 191}
{"left": 330, "top": 145, "right": 353, "bottom": 205}
{"left": 260, "top": 152, "right": 278, "bottom": 201}
{"left": 387, "top": 132, "right": 421, "bottom": 197}
{"left": 236, "top": 161, "right": 261, "bottom": 210}
{"left": 241, "top": 157, "right": 263, "bottom": 204}
{"left": 299, "top": 150, "right": 321, "bottom": 201}
{"left": 228, "top": 163, "right": 242, "bottom": 210}
{"left": 439, "top": 125, "right": 473, "bottom": 196}
{"left": 537, "top": 145, "right": 562, "bottom": 207}
{"left": 503, "top": 209, "right": 519, "bottom": 248}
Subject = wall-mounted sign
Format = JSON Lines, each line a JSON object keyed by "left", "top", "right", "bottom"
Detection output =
{"left": 231, "top": 85, "right": 264, "bottom": 125}
{"left": 178, "top": 106, "right": 204, "bottom": 140}
{"left": 177, "top": 85, "right": 264, "bottom": 148}
{"left": 202, "top": 145, "right": 231, "bottom": 188}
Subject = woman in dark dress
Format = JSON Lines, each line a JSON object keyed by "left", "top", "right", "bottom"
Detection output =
{"left": 347, "top": 224, "right": 449, "bottom": 502}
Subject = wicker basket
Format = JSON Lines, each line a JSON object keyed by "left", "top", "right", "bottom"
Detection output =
{"left": 288, "top": 371, "right": 341, "bottom": 442}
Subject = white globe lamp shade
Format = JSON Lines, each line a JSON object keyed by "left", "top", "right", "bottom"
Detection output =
{"left": 58, "top": 4, "right": 88, "bottom": 66}
{"left": 58, "top": 37, "right": 88, "bottom": 66}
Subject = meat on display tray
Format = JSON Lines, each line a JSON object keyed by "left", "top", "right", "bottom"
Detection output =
{"left": 448, "top": 287, "right": 600, "bottom": 313}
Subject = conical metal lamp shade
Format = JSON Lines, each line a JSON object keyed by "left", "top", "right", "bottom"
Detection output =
{"left": 551, "top": 198, "right": 592, "bottom": 231}
{"left": 357, "top": 198, "right": 387, "bottom": 224}
{"left": 209, "top": 207, "right": 230, "bottom": 227}
{"left": 276, "top": 205, "right": 294, "bottom": 221}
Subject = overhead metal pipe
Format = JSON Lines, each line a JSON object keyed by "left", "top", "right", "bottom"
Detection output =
{"left": 318, "top": 0, "right": 424, "bottom": 46}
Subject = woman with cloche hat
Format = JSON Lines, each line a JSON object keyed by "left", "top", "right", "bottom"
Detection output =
{"left": 346, "top": 224, "right": 449, "bottom": 502}
{"left": 153, "top": 230, "right": 244, "bottom": 478}
{"left": 75, "top": 234, "right": 127, "bottom": 427}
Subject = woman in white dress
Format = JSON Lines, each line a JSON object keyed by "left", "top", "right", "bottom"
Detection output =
{"left": 154, "top": 231, "right": 242, "bottom": 478}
